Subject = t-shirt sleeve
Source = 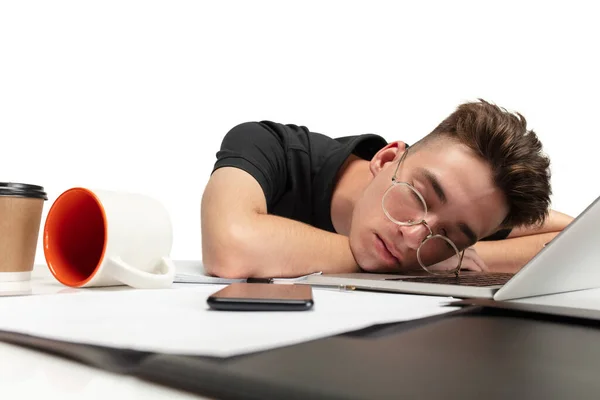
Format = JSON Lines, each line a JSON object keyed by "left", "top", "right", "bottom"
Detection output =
{"left": 212, "top": 121, "right": 287, "bottom": 208}
{"left": 480, "top": 228, "right": 512, "bottom": 241}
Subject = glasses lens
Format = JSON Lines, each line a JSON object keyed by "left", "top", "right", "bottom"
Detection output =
{"left": 417, "top": 236, "right": 461, "bottom": 275}
{"left": 382, "top": 183, "right": 426, "bottom": 225}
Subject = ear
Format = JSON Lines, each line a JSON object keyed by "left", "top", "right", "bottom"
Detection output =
{"left": 369, "top": 141, "right": 407, "bottom": 177}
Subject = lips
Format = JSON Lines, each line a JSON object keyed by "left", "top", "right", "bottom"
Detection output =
{"left": 382, "top": 236, "right": 403, "bottom": 262}
{"left": 375, "top": 234, "right": 401, "bottom": 265}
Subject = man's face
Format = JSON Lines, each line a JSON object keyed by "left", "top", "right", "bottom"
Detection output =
{"left": 349, "top": 139, "right": 509, "bottom": 273}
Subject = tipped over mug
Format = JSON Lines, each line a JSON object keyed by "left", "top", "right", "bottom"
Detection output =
{"left": 43, "top": 187, "right": 175, "bottom": 289}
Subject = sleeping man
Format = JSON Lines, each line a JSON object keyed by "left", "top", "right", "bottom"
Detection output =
{"left": 201, "top": 99, "right": 573, "bottom": 278}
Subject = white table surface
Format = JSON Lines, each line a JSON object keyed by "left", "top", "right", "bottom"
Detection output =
{"left": 1, "top": 263, "right": 212, "bottom": 400}
{"left": 0, "top": 341, "right": 206, "bottom": 400}
{"left": 3, "top": 262, "right": 600, "bottom": 400}
{"left": 0, "top": 263, "right": 211, "bottom": 400}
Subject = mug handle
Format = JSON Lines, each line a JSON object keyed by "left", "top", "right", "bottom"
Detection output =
{"left": 106, "top": 256, "right": 176, "bottom": 289}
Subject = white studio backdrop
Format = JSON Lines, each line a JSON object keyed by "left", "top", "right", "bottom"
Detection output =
{"left": 1, "top": 0, "right": 598, "bottom": 266}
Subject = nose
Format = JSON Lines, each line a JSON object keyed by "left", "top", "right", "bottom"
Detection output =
{"left": 398, "top": 222, "right": 431, "bottom": 250}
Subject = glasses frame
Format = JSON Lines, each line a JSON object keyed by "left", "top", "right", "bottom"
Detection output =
{"left": 381, "top": 148, "right": 465, "bottom": 277}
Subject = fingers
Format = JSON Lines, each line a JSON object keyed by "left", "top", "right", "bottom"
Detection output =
{"left": 477, "top": 257, "right": 490, "bottom": 272}
{"left": 460, "top": 259, "right": 483, "bottom": 272}
{"left": 375, "top": 247, "right": 490, "bottom": 274}
{"left": 460, "top": 248, "right": 489, "bottom": 272}
{"left": 469, "top": 248, "right": 489, "bottom": 272}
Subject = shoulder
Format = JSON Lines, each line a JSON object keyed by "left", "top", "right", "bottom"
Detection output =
{"left": 220, "top": 121, "right": 388, "bottom": 161}
{"left": 335, "top": 133, "right": 389, "bottom": 161}
{"left": 221, "top": 120, "right": 323, "bottom": 151}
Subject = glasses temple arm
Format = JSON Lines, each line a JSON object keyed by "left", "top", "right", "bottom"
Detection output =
{"left": 455, "top": 250, "right": 466, "bottom": 278}
{"left": 392, "top": 148, "right": 408, "bottom": 182}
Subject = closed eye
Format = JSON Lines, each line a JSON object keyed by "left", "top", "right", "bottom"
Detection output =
{"left": 437, "top": 228, "right": 458, "bottom": 251}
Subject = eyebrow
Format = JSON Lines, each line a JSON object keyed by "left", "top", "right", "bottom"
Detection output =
{"left": 416, "top": 168, "right": 447, "bottom": 205}
{"left": 458, "top": 222, "right": 478, "bottom": 247}
{"left": 416, "top": 167, "right": 478, "bottom": 246}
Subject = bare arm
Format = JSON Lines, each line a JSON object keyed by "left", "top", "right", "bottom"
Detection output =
{"left": 201, "top": 167, "right": 360, "bottom": 278}
{"left": 473, "top": 209, "right": 574, "bottom": 273}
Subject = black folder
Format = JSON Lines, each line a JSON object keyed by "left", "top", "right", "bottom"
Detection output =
{"left": 3, "top": 301, "right": 600, "bottom": 399}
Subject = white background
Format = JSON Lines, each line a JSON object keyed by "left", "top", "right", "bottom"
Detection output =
{"left": 1, "top": 0, "right": 598, "bottom": 265}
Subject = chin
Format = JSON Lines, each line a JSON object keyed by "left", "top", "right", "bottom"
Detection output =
{"left": 349, "top": 231, "right": 373, "bottom": 271}
{"left": 349, "top": 231, "right": 392, "bottom": 273}
{"left": 356, "top": 260, "right": 381, "bottom": 273}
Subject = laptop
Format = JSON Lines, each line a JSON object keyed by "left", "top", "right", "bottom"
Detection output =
{"left": 304, "top": 195, "right": 600, "bottom": 301}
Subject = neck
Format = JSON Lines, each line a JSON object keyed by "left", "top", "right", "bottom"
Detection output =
{"left": 330, "top": 154, "right": 372, "bottom": 235}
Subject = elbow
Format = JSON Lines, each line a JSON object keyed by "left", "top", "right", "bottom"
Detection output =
{"left": 202, "top": 226, "right": 256, "bottom": 279}
{"left": 203, "top": 254, "right": 254, "bottom": 279}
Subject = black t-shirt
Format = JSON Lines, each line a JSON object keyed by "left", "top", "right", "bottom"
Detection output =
{"left": 212, "top": 120, "right": 511, "bottom": 241}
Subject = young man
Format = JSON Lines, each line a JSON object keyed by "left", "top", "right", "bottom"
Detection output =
{"left": 201, "top": 99, "right": 573, "bottom": 278}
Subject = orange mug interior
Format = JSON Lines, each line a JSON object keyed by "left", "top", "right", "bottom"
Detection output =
{"left": 44, "top": 188, "right": 107, "bottom": 287}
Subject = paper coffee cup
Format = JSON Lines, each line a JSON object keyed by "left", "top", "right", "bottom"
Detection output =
{"left": 0, "top": 182, "right": 48, "bottom": 282}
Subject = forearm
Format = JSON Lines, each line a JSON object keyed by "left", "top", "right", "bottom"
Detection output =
{"left": 473, "top": 231, "right": 560, "bottom": 273}
{"left": 203, "top": 213, "right": 360, "bottom": 278}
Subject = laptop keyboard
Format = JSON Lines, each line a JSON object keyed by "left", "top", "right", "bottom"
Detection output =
{"left": 386, "top": 272, "right": 514, "bottom": 287}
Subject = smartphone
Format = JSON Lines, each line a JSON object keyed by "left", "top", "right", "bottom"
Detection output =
{"left": 207, "top": 283, "right": 314, "bottom": 311}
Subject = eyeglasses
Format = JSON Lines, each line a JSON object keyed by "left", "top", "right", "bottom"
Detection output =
{"left": 381, "top": 148, "right": 465, "bottom": 277}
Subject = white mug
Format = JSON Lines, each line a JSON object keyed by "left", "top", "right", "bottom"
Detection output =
{"left": 43, "top": 187, "right": 175, "bottom": 289}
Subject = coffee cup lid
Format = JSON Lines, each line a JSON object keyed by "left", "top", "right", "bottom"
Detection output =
{"left": 0, "top": 182, "right": 48, "bottom": 200}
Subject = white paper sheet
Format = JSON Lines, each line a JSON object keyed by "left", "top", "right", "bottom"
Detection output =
{"left": 0, "top": 284, "right": 457, "bottom": 357}
{"left": 173, "top": 271, "right": 323, "bottom": 285}
{"left": 173, "top": 273, "right": 245, "bottom": 284}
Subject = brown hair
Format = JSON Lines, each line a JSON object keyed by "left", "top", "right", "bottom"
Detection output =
{"left": 413, "top": 99, "right": 551, "bottom": 228}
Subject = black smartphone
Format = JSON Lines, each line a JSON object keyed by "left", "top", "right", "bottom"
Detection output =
{"left": 207, "top": 283, "right": 314, "bottom": 311}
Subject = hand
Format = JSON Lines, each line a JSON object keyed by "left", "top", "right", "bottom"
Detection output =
{"left": 426, "top": 247, "right": 489, "bottom": 273}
